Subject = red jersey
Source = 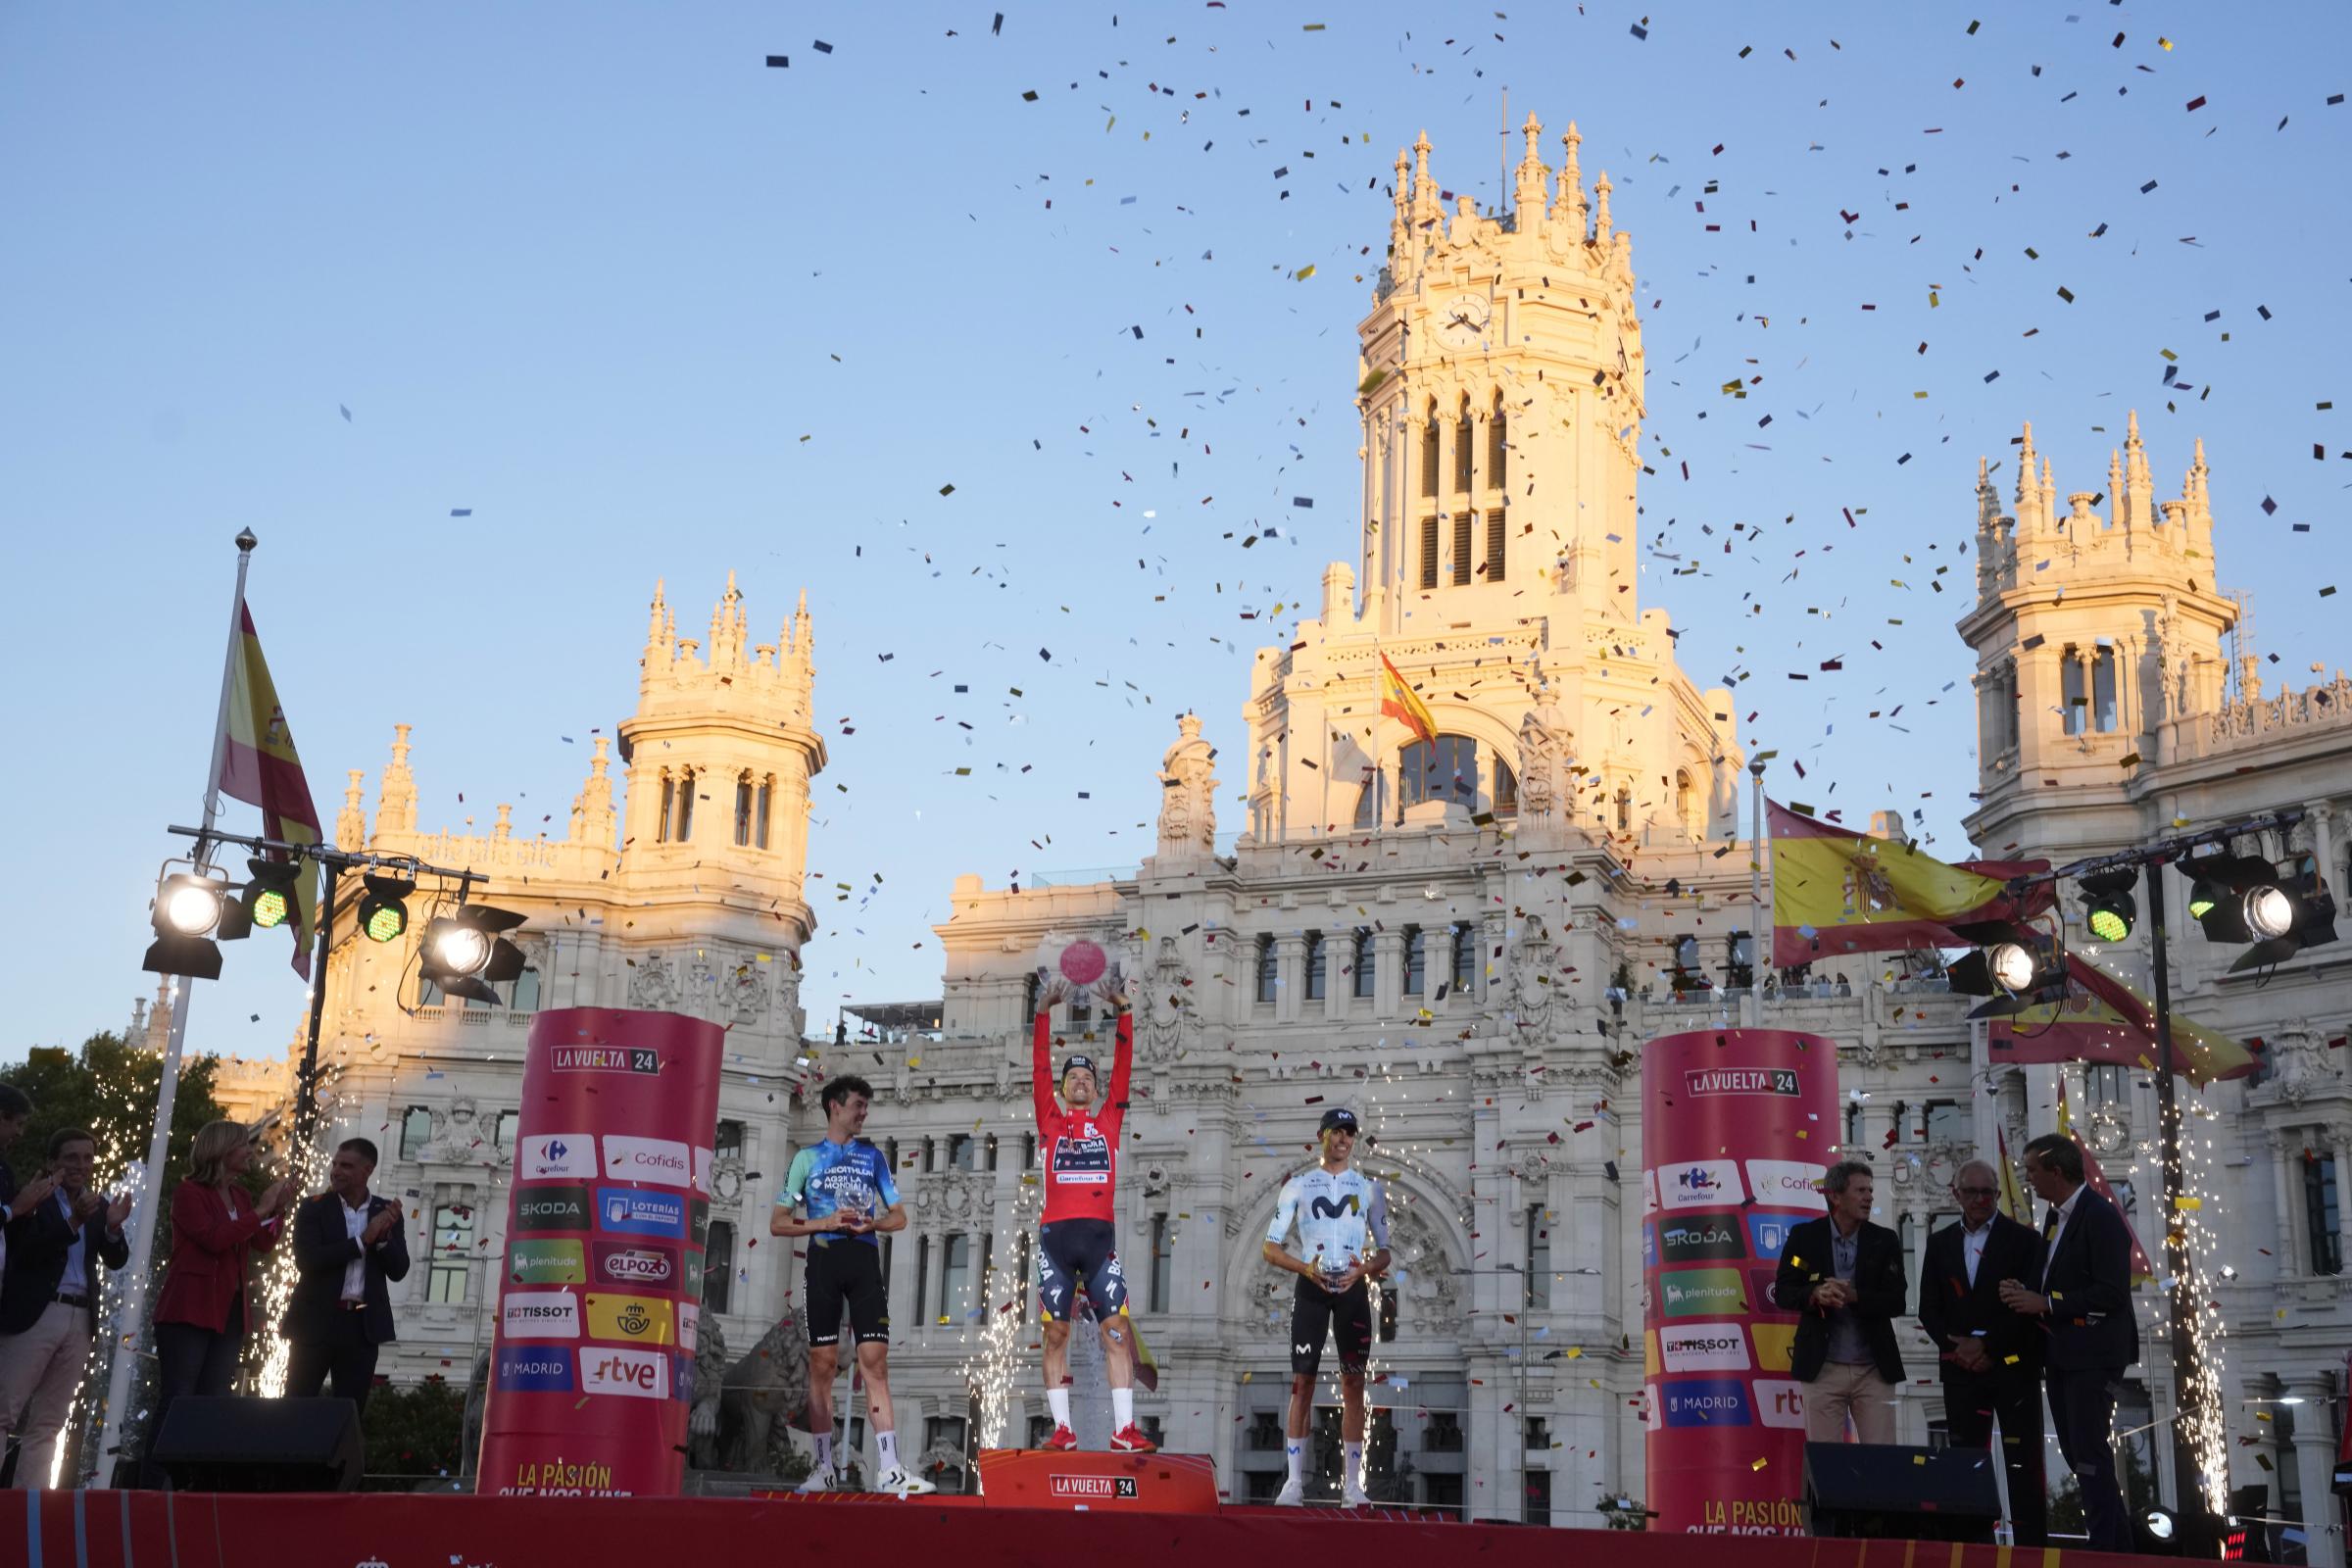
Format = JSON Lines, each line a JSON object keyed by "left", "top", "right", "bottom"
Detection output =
{"left": 1032, "top": 1006, "right": 1133, "bottom": 1224}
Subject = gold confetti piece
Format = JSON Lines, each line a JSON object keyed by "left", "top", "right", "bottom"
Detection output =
{"left": 1752, "top": 1456, "right": 1769, "bottom": 1471}
{"left": 2174, "top": 1195, "right": 2202, "bottom": 1210}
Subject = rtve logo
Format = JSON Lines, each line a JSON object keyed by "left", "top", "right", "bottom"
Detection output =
{"left": 580, "top": 1348, "right": 669, "bottom": 1399}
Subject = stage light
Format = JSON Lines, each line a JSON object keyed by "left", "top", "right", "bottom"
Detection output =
{"left": 143, "top": 869, "right": 234, "bottom": 980}
{"left": 244, "top": 857, "right": 302, "bottom": 930}
{"left": 358, "top": 875, "right": 415, "bottom": 943}
{"left": 418, "top": 902, "right": 527, "bottom": 1004}
{"left": 2135, "top": 1505, "right": 2181, "bottom": 1556}
{"left": 1946, "top": 923, "right": 2064, "bottom": 1019}
{"left": 2079, "top": 869, "right": 2137, "bottom": 944}
{"left": 2179, "top": 850, "right": 2339, "bottom": 973}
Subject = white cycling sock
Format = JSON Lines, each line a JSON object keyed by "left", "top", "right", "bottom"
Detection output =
{"left": 1344, "top": 1441, "right": 1364, "bottom": 1486}
{"left": 1285, "top": 1440, "right": 1306, "bottom": 1483}
{"left": 1111, "top": 1387, "right": 1135, "bottom": 1429}
{"left": 1048, "top": 1387, "right": 1072, "bottom": 1428}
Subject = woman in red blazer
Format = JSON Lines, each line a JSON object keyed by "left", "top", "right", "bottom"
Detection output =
{"left": 142, "top": 1120, "right": 291, "bottom": 1486}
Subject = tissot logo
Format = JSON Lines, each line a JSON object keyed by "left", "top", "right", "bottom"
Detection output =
{"left": 501, "top": 1292, "right": 581, "bottom": 1340}
{"left": 1657, "top": 1221, "right": 1744, "bottom": 1263}
{"left": 1049, "top": 1475, "right": 1138, "bottom": 1499}
{"left": 1683, "top": 1067, "right": 1800, "bottom": 1098}
{"left": 1659, "top": 1323, "right": 1752, "bottom": 1373}
{"left": 520, "top": 1134, "right": 596, "bottom": 1180}
{"left": 551, "top": 1045, "right": 661, "bottom": 1075}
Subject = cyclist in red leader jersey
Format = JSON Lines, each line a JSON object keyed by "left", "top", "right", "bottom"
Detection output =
{"left": 1032, "top": 973, "right": 1152, "bottom": 1453}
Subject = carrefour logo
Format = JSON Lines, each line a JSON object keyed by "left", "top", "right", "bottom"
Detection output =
{"left": 1660, "top": 1268, "right": 1746, "bottom": 1318}
{"left": 520, "top": 1134, "right": 596, "bottom": 1180}
{"left": 597, "top": 1187, "right": 688, "bottom": 1239}
{"left": 1656, "top": 1160, "right": 1744, "bottom": 1210}
{"left": 1657, "top": 1220, "right": 1744, "bottom": 1263}
{"left": 1662, "top": 1379, "right": 1753, "bottom": 1428}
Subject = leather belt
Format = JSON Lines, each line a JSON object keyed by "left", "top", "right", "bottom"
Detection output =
{"left": 55, "top": 1292, "right": 90, "bottom": 1308}
{"left": 338, "top": 1300, "right": 369, "bottom": 1312}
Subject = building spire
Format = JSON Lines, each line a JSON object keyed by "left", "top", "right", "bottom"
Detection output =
{"left": 336, "top": 769, "right": 366, "bottom": 852}
{"left": 569, "top": 735, "right": 616, "bottom": 847}
{"left": 1411, "top": 130, "right": 1440, "bottom": 226}
{"left": 1514, "top": 111, "right": 1547, "bottom": 218}
{"left": 1553, "top": 122, "right": 1588, "bottom": 236}
{"left": 374, "top": 723, "right": 417, "bottom": 839}
{"left": 1592, "top": 171, "right": 1613, "bottom": 245}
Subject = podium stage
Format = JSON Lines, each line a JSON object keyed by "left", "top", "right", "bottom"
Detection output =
{"left": 6, "top": 1485, "right": 2177, "bottom": 1568}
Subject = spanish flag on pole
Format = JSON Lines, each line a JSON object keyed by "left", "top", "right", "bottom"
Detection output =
{"left": 1993, "top": 1122, "right": 2029, "bottom": 1224}
{"left": 2055, "top": 1078, "right": 2155, "bottom": 1284}
{"left": 216, "top": 601, "right": 323, "bottom": 978}
{"left": 1766, "top": 799, "right": 2052, "bottom": 967}
{"left": 1379, "top": 651, "right": 1436, "bottom": 745}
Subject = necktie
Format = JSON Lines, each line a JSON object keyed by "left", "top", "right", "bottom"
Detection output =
{"left": 2043, "top": 1206, "right": 2060, "bottom": 1239}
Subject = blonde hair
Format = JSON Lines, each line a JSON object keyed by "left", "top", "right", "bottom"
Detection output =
{"left": 186, "top": 1119, "right": 252, "bottom": 1188}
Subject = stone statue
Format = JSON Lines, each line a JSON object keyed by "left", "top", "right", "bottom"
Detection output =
{"left": 1495, "top": 914, "right": 1570, "bottom": 1047}
{"left": 686, "top": 1315, "right": 733, "bottom": 1471}
{"left": 1139, "top": 935, "right": 1197, "bottom": 1064}
{"left": 1156, "top": 712, "right": 1219, "bottom": 855}
{"left": 1515, "top": 702, "right": 1570, "bottom": 818}
{"left": 710, "top": 1315, "right": 814, "bottom": 1474}
{"left": 2270, "top": 1020, "right": 2335, "bottom": 1104}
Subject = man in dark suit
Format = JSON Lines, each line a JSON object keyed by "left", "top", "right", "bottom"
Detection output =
{"left": 282, "top": 1137, "right": 409, "bottom": 1414}
{"left": 2000, "top": 1132, "right": 2141, "bottom": 1554}
{"left": 0, "top": 1128, "right": 131, "bottom": 1489}
{"left": 1771, "top": 1158, "right": 1907, "bottom": 1443}
{"left": 1920, "top": 1159, "right": 2048, "bottom": 1544}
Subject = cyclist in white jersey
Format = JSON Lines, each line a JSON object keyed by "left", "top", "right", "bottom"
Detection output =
{"left": 1261, "top": 1107, "right": 1391, "bottom": 1507}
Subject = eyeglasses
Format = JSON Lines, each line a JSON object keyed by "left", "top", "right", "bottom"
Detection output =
{"left": 1956, "top": 1186, "right": 1999, "bottom": 1198}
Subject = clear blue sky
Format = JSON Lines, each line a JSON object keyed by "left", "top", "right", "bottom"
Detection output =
{"left": 4, "top": 2, "right": 2345, "bottom": 1060}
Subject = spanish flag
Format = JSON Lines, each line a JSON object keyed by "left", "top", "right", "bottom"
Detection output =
{"left": 1766, "top": 799, "right": 2051, "bottom": 967}
{"left": 1379, "top": 651, "right": 1436, "bottom": 745}
{"left": 2055, "top": 1079, "right": 2155, "bottom": 1284}
{"left": 1993, "top": 1122, "right": 2028, "bottom": 1224}
{"left": 1989, "top": 950, "right": 2255, "bottom": 1088}
{"left": 216, "top": 601, "right": 323, "bottom": 978}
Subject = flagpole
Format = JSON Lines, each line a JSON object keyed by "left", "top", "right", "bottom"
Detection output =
{"left": 92, "top": 526, "right": 258, "bottom": 1488}
{"left": 2142, "top": 858, "right": 2212, "bottom": 1517}
{"left": 1748, "top": 760, "right": 1766, "bottom": 971}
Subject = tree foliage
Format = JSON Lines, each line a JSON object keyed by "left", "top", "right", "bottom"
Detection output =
{"left": 361, "top": 1376, "right": 466, "bottom": 1490}
{"left": 2, "top": 1032, "right": 230, "bottom": 1235}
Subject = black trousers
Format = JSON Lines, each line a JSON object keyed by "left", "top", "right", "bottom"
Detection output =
{"left": 284, "top": 1311, "right": 383, "bottom": 1414}
{"left": 1943, "top": 1368, "right": 2048, "bottom": 1546}
{"left": 143, "top": 1297, "right": 244, "bottom": 1488}
{"left": 2046, "top": 1364, "right": 2130, "bottom": 1553}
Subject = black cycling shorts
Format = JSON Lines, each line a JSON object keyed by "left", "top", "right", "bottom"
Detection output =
{"left": 805, "top": 1240, "right": 890, "bottom": 1348}
{"left": 1038, "top": 1218, "right": 1129, "bottom": 1322}
{"left": 1290, "top": 1275, "right": 1373, "bottom": 1375}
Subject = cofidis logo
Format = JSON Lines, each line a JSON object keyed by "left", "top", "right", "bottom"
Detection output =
{"left": 1743, "top": 1159, "right": 1828, "bottom": 1212}
{"left": 1661, "top": 1378, "right": 1752, "bottom": 1427}
{"left": 597, "top": 1187, "right": 688, "bottom": 1239}
{"left": 495, "top": 1347, "right": 574, "bottom": 1393}
{"left": 604, "top": 1135, "right": 691, "bottom": 1187}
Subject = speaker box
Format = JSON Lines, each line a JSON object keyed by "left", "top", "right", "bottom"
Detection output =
{"left": 1803, "top": 1442, "right": 2000, "bottom": 1543}
{"left": 150, "top": 1396, "right": 365, "bottom": 1493}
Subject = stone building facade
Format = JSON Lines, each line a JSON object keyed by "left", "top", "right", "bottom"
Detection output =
{"left": 188, "top": 115, "right": 2346, "bottom": 1551}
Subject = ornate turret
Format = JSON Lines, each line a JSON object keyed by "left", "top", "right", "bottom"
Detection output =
{"left": 1513, "top": 112, "right": 1548, "bottom": 220}
{"left": 1411, "top": 130, "right": 1440, "bottom": 230}
{"left": 568, "top": 736, "right": 616, "bottom": 847}
{"left": 1553, "top": 122, "right": 1588, "bottom": 236}
{"left": 336, "top": 769, "right": 367, "bottom": 852}
{"left": 1592, "top": 171, "right": 1614, "bottom": 246}
{"left": 373, "top": 723, "right": 417, "bottom": 840}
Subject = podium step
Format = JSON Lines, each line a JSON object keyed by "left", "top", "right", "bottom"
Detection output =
{"left": 974, "top": 1448, "right": 1218, "bottom": 1513}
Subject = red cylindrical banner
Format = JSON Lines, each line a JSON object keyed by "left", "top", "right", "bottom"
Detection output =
{"left": 475, "top": 1007, "right": 723, "bottom": 1496}
{"left": 1641, "top": 1028, "right": 1838, "bottom": 1535}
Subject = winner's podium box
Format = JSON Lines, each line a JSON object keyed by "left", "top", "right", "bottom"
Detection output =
{"left": 975, "top": 1448, "right": 1217, "bottom": 1513}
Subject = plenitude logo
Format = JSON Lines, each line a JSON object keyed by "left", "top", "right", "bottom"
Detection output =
{"left": 1659, "top": 1268, "right": 1746, "bottom": 1318}
{"left": 509, "top": 1239, "right": 588, "bottom": 1286}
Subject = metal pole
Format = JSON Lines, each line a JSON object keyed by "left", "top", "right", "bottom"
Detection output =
{"left": 2143, "top": 860, "right": 2209, "bottom": 1516}
{"left": 294, "top": 859, "right": 339, "bottom": 1147}
{"left": 93, "top": 527, "right": 256, "bottom": 1487}
{"left": 1749, "top": 760, "right": 1767, "bottom": 982}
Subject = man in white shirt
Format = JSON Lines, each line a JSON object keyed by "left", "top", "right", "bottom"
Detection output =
{"left": 0, "top": 1128, "right": 130, "bottom": 1488}
{"left": 1918, "top": 1160, "right": 2047, "bottom": 1544}
{"left": 283, "top": 1138, "right": 409, "bottom": 1413}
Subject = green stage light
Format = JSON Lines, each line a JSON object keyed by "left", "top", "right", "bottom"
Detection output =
{"left": 2079, "top": 869, "right": 2138, "bottom": 945}
{"left": 245, "top": 857, "right": 302, "bottom": 930}
{"left": 359, "top": 875, "right": 415, "bottom": 944}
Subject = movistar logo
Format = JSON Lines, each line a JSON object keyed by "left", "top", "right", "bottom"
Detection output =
{"left": 1309, "top": 1194, "right": 1361, "bottom": 1219}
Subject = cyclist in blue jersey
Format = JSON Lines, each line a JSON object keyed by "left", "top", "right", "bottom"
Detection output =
{"left": 772, "top": 1074, "right": 934, "bottom": 1497}
{"left": 1261, "top": 1107, "right": 1391, "bottom": 1507}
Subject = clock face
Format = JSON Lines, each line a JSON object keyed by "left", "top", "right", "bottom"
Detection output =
{"left": 1437, "top": 294, "right": 1489, "bottom": 346}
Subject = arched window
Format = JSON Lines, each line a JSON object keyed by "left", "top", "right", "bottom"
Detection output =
{"left": 1676, "top": 768, "right": 1697, "bottom": 833}
{"left": 1351, "top": 767, "right": 1388, "bottom": 830}
{"left": 1403, "top": 926, "right": 1426, "bottom": 995}
{"left": 1615, "top": 784, "right": 1633, "bottom": 833}
{"left": 1399, "top": 735, "right": 1478, "bottom": 811}
{"left": 1351, "top": 930, "right": 1376, "bottom": 999}
{"left": 734, "top": 772, "right": 756, "bottom": 846}
{"left": 1488, "top": 391, "right": 1507, "bottom": 489}
{"left": 1420, "top": 406, "right": 1441, "bottom": 499}
{"left": 658, "top": 772, "right": 677, "bottom": 843}
{"left": 756, "top": 775, "right": 773, "bottom": 849}
{"left": 1494, "top": 760, "right": 1518, "bottom": 817}
{"left": 675, "top": 768, "right": 696, "bottom": 841}
{"left": 1454, "top": 394, "right": 1474, "bottom": 492}
{"left": 1305, "top": 931, "right": 1328, "bottom": 1000}
{"left": 1449, "top": 921, "right": 1477, "bottom": 990}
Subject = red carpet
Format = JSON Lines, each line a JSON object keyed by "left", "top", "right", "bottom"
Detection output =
{"left": 4, "top": 1489, "right": 2178, "bottom": 1568}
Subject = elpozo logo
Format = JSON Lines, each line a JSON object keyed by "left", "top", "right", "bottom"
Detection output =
{"left": 593, "top": 1240, "right": 677, "bottom": 1288}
